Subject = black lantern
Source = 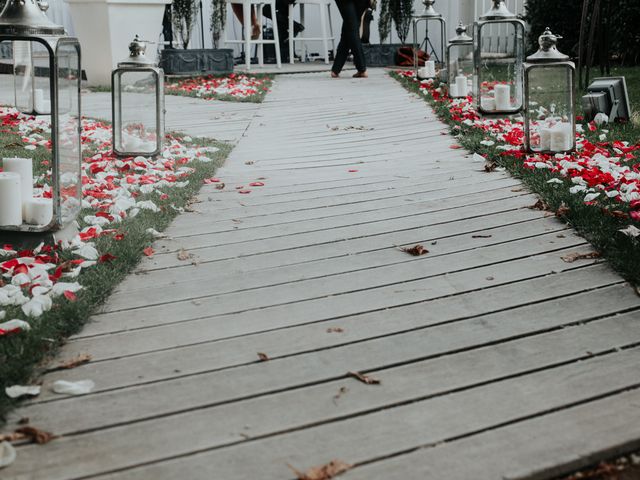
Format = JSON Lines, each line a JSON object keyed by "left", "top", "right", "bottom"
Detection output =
{"left": 473, "top": 0, "right": 525, "bottom": 114}
{"left": 447, "top": 22, "right": 474, "bottom": 98}
{"left": 412, "top": 0, "right": 446, "bottom": 79}
{"left": 112, "top": 36, "right": 164, "bottom": 157}
{"left": 524, "top": 28, "right": 576, "bottom": 153}
{"left": 0, "top": 0, "right": 82, "bottom": 232}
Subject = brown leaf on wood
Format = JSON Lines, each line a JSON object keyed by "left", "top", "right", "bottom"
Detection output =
{"left": 17, "top": 417, "right": 29, "bottom": 425}
{"left": 556, "top": 205, "right": 570, "bottom": 217}
{"left": 14, "top": 426, "right": 57, "bottom": 444}
{"left": 326, "top": 327, "right": 344, "bottom": 333}
{"left": 244, "top": 160, "right": 255, "bottom": 165}
{"left": 484, "top": 161, "right": 498, "bottom": 172}
{"left": 471, "top": 234, "right": 492, "bottom": 238}
{"left": 177, "top": 249, "right": 192, "bottom": 261}
{"left": 215, "top": 182, "right": 225, "bottom": 190}
{"left": 400, "top": 244, "right": 429, "bottom": 256}
{"left": 0, "top": 432, "right": 26, "bottom": 442}
{"left": 527, "top": 199, "right": 551, "bottom": 211}
{"left": 561, "top": 251, "right": 601, "bottom": 263}
{"left": 347, "top": 371, "right": 381, "bottom": 385}
{"left": 288, "top": 460, "right": 353, "bottom": 480}
{"left": 56, "top": 353, "right": 92, "bottom": 370}
{"left": 257, "top": 352, "right": 270, "bottom": 362}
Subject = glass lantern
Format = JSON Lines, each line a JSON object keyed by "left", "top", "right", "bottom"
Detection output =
{"left": 412, "top": 0, "right": 446, "bottom": 80}
{"left": 473, "top": 0, "right": 525, "bottom": 115}
{"left": 524, "top": 28, "right": 576, "bottom": 154}
{"left": 112, "top": 36, "right": 164, "bottom": 157}
{"left": 0, "top": 0, "right": 82, "bottom": 233}
{"left": 447, "top": 22, "right": 474, "bottom": 98}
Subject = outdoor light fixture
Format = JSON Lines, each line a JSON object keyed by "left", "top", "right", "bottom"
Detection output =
{"left": 473, "top": 0, "right": 525, "bottom": 115}
{"left": 447, "top": 22, "right": 474, "bottom": 98}
{"left": 412, "top": 0, "right": 446, "bottom": 80}
{"left": 0, "top": 0, "right": 82, "bottom": 233}
{"left": 112, "top": 35, "right": 164, "bottom": 157}
{"left": 523, "top": 28, "right": 576, "bottom": 154}
{"left": 582, "top": 77, "right": 631, "bottom": 123}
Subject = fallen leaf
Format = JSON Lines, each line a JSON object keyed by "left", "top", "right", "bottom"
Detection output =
{"left": 215, "top": 183, "right": 225, "bottom": 190}
{"left": 143, "top": 247, "right": 154, "bottom": 257}
{"left": 347, "top": 371, "right": 381, "bottom": 385}
{"left": 400, "top": 244, "right": 428, "bottom": 256}
{"left": 556, "top": 205, "right": 570, "bottom": 217}
{"left": 561, "top": 251, "right": 601, "bottom": 263}
{"left": 244, "top": 160, "right": 255, "bottom": 165}
{"left": 326, "top": 327, "right": 344, "bottom": 333}
{"left": 511, "top": 187, "right": 524, "bottom": 192}
{"left": 333, "top": 386, "right": 348, "bottom": 404}
{"left": 55, "top": 353, "right": 92, "bottom": 370}
{"left": 17, "top": 417, "right": 29, "bottom": 425}
{"left": 177, "top": 249, "right": 192, "bottom": 261}
{"left": 257, "top": 352, "right": 270, "bottom": 362}
{"left": 288, "top": 459, "right": 352, "bottom": 480}
{"left": 486, "top": 276, "right": 495, "bottom": 281}
{"left": 527, "top": 199, "right": 551, "bottom": 211}
{"left": 471, "top": 234, "right": 492, "bottom": 238}
{"left": 449, "top": 144, "right": 462, "bottom": 149}
{"left": 484, "top": 161, "right": 498, "bottom": 172}
{"left": 14, "top": 426, "right": 56, "bottom": 445}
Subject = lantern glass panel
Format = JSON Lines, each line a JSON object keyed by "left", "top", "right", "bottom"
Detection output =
{"left": 448, "top": 43, "right": 474, "bottom": 97}
{"left": 113, "top": 69, "right": 161, "bottom": 155}
{"left": 55, "top": 39, "right": 82, "bottom": 225}
{"left": 13, "top": 39, "right": 51, "bottom": 115}
{"left": 526, "top": 65, "right": 574, "bottom": 153}
{"left": 476, "top": 21, "right": 524, "bottom": 112}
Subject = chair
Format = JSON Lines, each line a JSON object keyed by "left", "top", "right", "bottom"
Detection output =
{"left": 225, "top": 0, "right": 282, "bottom": 70}
{"left": 288, "top": 0, "right": 335, "bottom": 64}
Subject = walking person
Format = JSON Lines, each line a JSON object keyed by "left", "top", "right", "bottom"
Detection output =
{"left": 331, "top": 0, "right": 368, "bottom": 78}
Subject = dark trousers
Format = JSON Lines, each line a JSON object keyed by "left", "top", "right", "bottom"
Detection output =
{"left": 332, "top": 0, "right": 368, "bottom": 74}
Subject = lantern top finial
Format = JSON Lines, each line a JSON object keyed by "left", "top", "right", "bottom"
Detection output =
{"left": 449, "top": 22, "right": 472, "bottom": 43}
{"left": 118, "top": 35, "right": 157, "bottom": 67}
{"left": 0, "top": 0, "right": 65, "bottom": 36}
{"left": 421, "top": 0, "right": 442, "bottom": 18}
{"left": 526, "top": 27, "right": 570, "bottom": 62}
{"left": 480, "top": 0, "right": 516, "bottom": 20}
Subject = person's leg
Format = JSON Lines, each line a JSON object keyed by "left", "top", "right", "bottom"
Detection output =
{"left": 350, "top": 0, "right": 368, "bottom": 73}
{"left": 331, "top": 0, "right": 355, "bottom": 75}
{"left": 232, "top": 4, "right": 261, "bottom": 39}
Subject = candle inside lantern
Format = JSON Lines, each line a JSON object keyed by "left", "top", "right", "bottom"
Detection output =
{"left": 481, "top": 97, "right": 496, "bottom": 111}
{"left": 549, "top": 122, "right": 573, "bottom": 152}
{"left": 455, "top": 75, "right": 468, "bottom": 97}
{"left": 538, "top": 126, "right": 553, "bottom": 151}
{"left": 0, "top": 172, "right": 23, "bottom": 226}
{"left": 3, "top": 157, "right": 33, "bottom": 217}
{"left": 425, "top": 60, "right": 436, "bottom": 78}
{"left": 449, "top": 84, "right": 459, "bottom": 98}
{"left": 24, "top": 197, "right": 53, "bottom": 225}
{"left": 494, "top": 84, "right": 511, "bottom": 111}
{"left": 34, "top": 89, "right": 50, "bottom": 114}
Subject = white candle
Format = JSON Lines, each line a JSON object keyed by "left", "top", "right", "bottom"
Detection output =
{"left": 539, "top": 126, "right": 553, "bottom": 151}
{"left": 455, "top": 75, "right": 467, "bottom": 97}
{"left": 449, "top": 84, "right": 459, "bottom": 98}
{"left": 34, "top": 89, "right": 50, "bottom": 114}
{"left": 0, "top": 172, "right": 23, "bottom": 226}
{"left": 3, "top": 157, "right": 33, "bottom": 217}
{"left": 426, "top": 60, "right": 436, "bottom": 78}
{"left": 417, "top": 67, "right": 427, "bottom": 79}
{"left": 550, "top": 123, "right": 573, "bottom": 152}
{"left": 494, "top": 84, "right": 511, "bottom": 111}
{"left": 24, "top": 197, "right": 53, "bottom": 225}
{"left": 481, "top": 97, "right": 496, "bottom": 111}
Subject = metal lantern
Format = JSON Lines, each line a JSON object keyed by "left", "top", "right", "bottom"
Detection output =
{"left": 447, "top": 22, "right": 474, "bottom": 98}
{"left": 0, "top": 0, "right": 82, "bottom": 233}
{"left": 473, "top": 0, "right": 525, "bottom": 115}
{"left": 112, "top": 36, "right": 164, "bottom": 157}
{"left": 412, "top": 0, "right": 446, "bottom": 79}
{"left": 523, "top": 28, "right": 576, "bottom": 154}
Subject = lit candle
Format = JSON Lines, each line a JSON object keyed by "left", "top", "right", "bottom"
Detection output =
{"left": 550, "top": 123, "right": 572, "bottom": 152}
{"left": 481, "top": 97, "right": 496, "bottom": 111}
{"left": 455, "top": 75, "right": 467, "bottom": 97}
{"left": 494, "top": 84, "right": 511, "bottom": 111}
{"left": 24, "top": 197, "right": 53, "bottom": 225}
{"left": 3, "top": 157, "right": 33, "bottom": 217}
{"left": 0, "top": 172, "right": 23, "bottom": 226}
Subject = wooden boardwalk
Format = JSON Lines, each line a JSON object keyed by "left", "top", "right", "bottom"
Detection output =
{"left": 4, "top": 69, "right": 640, "bottom": 480}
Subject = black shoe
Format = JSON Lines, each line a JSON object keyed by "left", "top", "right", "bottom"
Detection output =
{"left": 293, "top": 21, "right": 304, "bottom": 37}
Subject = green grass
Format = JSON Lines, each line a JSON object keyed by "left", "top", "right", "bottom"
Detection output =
{"left": 0, "top": 131, "right": 230, "bottom": 422}
{"left": 391, "top": 70, "right": 640, "bottom": 286}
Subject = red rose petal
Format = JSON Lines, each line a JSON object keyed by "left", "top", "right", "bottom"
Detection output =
{"left": 63, "top": 290, "right": 77, "bottom": 302}
{"left": 143, "top": 247, "right": 155, "bottom": 257}
{"left": 249, "top": 182, "right": 264, "bottom": 187}
{"left": 238, "top": 190, "right": 252, "bottom": 194}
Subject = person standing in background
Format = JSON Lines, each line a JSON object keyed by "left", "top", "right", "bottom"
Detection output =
{"left": 331, "top": 0, "right": 368, "bottom": 78}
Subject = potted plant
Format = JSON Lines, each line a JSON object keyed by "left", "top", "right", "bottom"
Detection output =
{"left": 363, "top": 0, "right": 413, "bottom": 67}
{"left": 159, "top": 0, "right": 234, "bottom": 75}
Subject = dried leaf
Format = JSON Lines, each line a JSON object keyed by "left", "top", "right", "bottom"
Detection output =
{"left": 288, "top": 459, "right": 352, "bottom": 480}
{"left": 17, "top": 417, "right": 29, "bottom": 425}
{"left": 471, "top": 234, "right": 492, "bottom": 239}
{"left": 347, "top": 371, "right": 381, "bottom": 385}
{"left": 215, "top": 183, "right": 225, "bottom": 190}
{"left": 561, "top": 251, "right": 601, "bottom": 263}
{"left": 14, "top": 426, "right": 56, "bottom": 445}
{"left": 56, "top": 353, "right": 92, "bottom": 370}
{"left": 527, "top": 199, "right": 551, "bottom": 211}
{"left": 177, "top": 249, "right": 192, "bottom": 261}
{"left": 257, "top": 352, "right": 270, "bottom": 362}
{"left": 326, "top": 327, "right": 344, "bottom": 333}
{"left": 244, "top": 160, "right": 255, "bottom": 165}
{"left": 333, "top": 386, "right": 348, "bottom": 404}
{"left": 484, "top": 161, "right": 498, "bottom": 172}
{"left": 400, "top": 244, "right": 429, "bottom": 256}
{"left": 556, "top": 205, "right": 570, "bottom": 217}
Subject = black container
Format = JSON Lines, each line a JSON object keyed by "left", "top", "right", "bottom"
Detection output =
{"left": 362, "top": 43, "right": 403, "bottom": 67}
{"left": 160, "top": 48, "right": 234, "bottom": 75}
